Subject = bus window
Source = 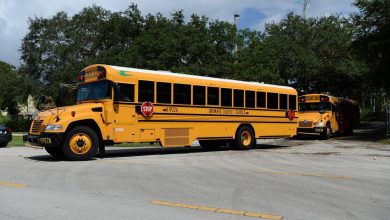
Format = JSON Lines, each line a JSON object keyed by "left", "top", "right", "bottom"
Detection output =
{"left": 138, "top": 80, "right": 154, "bottom": 102}
{"left": 267, "top": 93, "right": 278, "bottom": 109}
{"left": 332, "top": 104, "right": 337, "bottom": 112}
{"left": 174, "top": 84, "right": 191, "bottom": 105}
{"left": 221, "top": 88, "right": 232, "bottom": 107}
{"left": 193, "top": 85, "right": 206, "bottom": 105}
{"left": 289, "top": 95, "right": 296, "bottom": 110}
{"left": 234, "top": 89, "right": 244, "bottom": 107}
{"left": 207, "top": 87, "right": 219, "bottom": 106}
{"left": 280, "top": 94, "right": 288, "bottom": 110}
{"left": 257, "top": 92, "right": 266, "bottom": 108}
{"left": 115, "top": 83, "right": 134, "bottom": 102}
{"left": 157, "top": 82, "right": 171, "bottom": 104}
{"left": 245, "top": 91, "right": 255, "bottom": 108}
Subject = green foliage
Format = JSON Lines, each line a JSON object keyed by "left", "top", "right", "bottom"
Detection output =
{"left": 264, "top": 13, "right": 366, "bottom": 98}
{"left": 353, "top": 0, "right": 390, "bottom": 92}
{"left": 16, "top": 2, "right": 387, "bottom": 107}
{"left": 0, "top": 115, "right": 31, "bottom": 132}
{"left": 0, "top": 61, "right": 28, "bottom": 115}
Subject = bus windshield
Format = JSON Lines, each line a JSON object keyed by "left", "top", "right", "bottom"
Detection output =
{"left": 299, "top": 102, "right": 331, "bottom": 112}
{"left": 77, "top": 80, "right": 112, "bottom": 102}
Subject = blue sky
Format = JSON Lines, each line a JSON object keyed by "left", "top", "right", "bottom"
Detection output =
{"left": 0, "top": 0, "right": 358, "bottom": 67}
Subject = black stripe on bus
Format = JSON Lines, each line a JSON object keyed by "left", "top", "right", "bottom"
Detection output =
{"left": 153, "top": 112, "right": 298, "bottom": 118}
{"left": 138, "top": 120, "right": 297, "bottom": 124}
{"left": 198, "top": 137, "right": 234, "bottom": 140}
{"left": 113, "top": 101, "right": 297, "bottom": 112}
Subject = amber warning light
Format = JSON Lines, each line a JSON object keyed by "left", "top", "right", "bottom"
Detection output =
{"left": 78, "top": 66, "right": 106, "bottom": 83}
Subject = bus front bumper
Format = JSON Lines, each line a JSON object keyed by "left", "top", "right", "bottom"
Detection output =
{"left": 297, "top": 127, "right": 326, "bottom": 134}
{"left": 23, "top": 133, "right": 64, "bottom": 148}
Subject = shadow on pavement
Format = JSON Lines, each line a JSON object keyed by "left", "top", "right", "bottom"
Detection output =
{"left": 25, "top": 143, "right": 293, "bottom": 161}
{"left": 24, "top": 154, "right": 64, "bottom": 162}
{"left": 332, "top": 121, "right": 385, "bottom": 142}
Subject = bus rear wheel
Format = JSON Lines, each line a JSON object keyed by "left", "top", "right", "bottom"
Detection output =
{"left": 62, "top": 126, "right": 99, "bottom": 161}
{"left": 45, "top": 147, "right": 65, "bottom": 160}
{"left": 235, "top": 126, "right": 255, "bottom": 150}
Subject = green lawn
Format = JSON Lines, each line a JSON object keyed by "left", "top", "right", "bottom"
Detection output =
{"left": 379, "top": 138, "right": 390, "bottom": 145}
{"left": 8, "top": 135, "right": 24, "bottom": 146}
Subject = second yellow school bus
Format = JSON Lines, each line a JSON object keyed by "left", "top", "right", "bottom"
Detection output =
{"left": 24, "top": 64, "right": 298, "bottom": 160}
{"left": 297, "top": 94, "right": 360, "bottom": 139}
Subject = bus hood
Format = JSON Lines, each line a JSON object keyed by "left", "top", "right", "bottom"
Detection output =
{"left": 30, "top": 103, "right": 104, "bottom": 134}
{"left": 299, "top": 112, "right": 324, "bottom": 122}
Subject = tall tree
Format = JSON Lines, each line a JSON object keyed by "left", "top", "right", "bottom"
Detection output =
{"left": 265, "top": 13, "right": 366, "bottom": 98}
{"left": 353, "top": 0, "right": 390, "bottom": 92}
{"left": 0, "top": 61, "right": 24, "bottom": 115}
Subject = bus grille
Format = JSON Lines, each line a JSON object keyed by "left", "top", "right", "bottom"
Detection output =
{"left": 299, "top": 120, "right": 313, "bottom": 127}
{"left": 31, "top": 120, "right": 44, "bottom": 133}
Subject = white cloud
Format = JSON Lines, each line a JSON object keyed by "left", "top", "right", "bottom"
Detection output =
{"left": 0, "top": 0, "right": 357, "bottom": 67}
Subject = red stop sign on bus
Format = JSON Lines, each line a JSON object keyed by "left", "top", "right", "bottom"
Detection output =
{"left": 287, "top": 109, "right": 295, "bottom": 120}
{"left": 141, "top": 102, "right": 154, "bottom": 117}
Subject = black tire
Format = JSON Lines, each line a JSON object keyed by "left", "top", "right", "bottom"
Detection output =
{"left": 234, "top": 125, "right": 255, "bottom": 150}
{"left": 321, "top": 123, "right": 331, "bottom": 140}
{"left": 0, "top": 142, "right": 7, "bottom": 148}
{"left": 199, "top": 140, "right": 221, "bottom": 150}
{"left": 62, "top": 126, "right": 99, "bottom": 161}
{"left": 45, "top": 147, "right": 65, "bottom": 160}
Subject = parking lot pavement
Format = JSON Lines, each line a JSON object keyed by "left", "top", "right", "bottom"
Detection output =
{"left": 1, "top": 127, "right": 390, "bottom": 219}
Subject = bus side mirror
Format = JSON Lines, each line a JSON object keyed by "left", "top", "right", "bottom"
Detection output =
{"left": 37, "top": 96, "right": 46, "bottom": 110}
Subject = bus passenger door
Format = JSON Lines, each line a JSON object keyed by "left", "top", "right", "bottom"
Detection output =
{"left": 113, "top": 83, "right": 137, "bottom": 142}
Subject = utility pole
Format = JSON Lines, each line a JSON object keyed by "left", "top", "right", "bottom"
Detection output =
{"left": 234, "top": 14, "right": 240, "bottom": 27}
{"left": 303, "top": 0, "right": 310, "bottom": 19}
{"left": 234, "top": 14, "right": 240, "bottom": 53}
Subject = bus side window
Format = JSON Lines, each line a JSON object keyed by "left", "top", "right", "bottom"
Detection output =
{"left": 289, "top": 95, "right": 296, "bottom": 110}
{"left": 207, "top": 87, "right": 219, "bottom": 106}
{"left": 280, "top": 94, "right": 288, "bottom": 110}
{"left": 256, "top": 92, "right": 266, "bottom": 108}
{"left": 174, "top": 84, "right": 191, "bottom": 105}
{"left": 157, "top": 82, "right": 172, "bottom": 104}
{"left": 193, "top": 85, "right": 206, "bottom": 105}
{"left": 267, "top": 92, "right": 278, "bottom": 109}
{"left": 138, "top": 80, "right": 154, "bottom": 102}
{"left": 332, "top": 104, "right": 337, "bottom": 112}
{"left": 221, "top": 88, "right": 232, "bottom": 107}
{"left": 245, "top": 91, "right": 255, "bottom": 108}
{"left": 115, "top": 83, "right": 134, "bottom": 102}
{"left": 234, "top": 89, "right": 244, "bottom": 107}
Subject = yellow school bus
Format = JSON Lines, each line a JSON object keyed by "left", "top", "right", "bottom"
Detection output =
{"left": 24, "top": 64, "right": 298, "bottom": 160}
{"left": 297, "top": 94, "right": 359, "bottom": 139}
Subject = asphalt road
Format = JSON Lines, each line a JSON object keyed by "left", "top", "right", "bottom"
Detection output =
{"left": 1, "top": 123, "right": 389, "bottom": 220}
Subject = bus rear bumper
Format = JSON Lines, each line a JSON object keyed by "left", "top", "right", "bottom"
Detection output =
{"left": 23, "top": 133, "right": 64, "bottom": 148}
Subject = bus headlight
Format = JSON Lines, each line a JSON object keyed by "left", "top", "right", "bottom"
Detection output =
{"left": 313, "top": 122, "right": 325, "bottom": 127}
{"left": 45, "top": 124, "right": 63, "bottom": 131}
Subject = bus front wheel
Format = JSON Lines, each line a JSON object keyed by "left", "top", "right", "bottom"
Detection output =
{"left": 62, "top": 126, "right": 99, "bottom": 161}
{"left": 235, "top": 126, "right": 255, "bottom": 150}
{"left": 321, "top": 124, "right": 331, "bottom": 140}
